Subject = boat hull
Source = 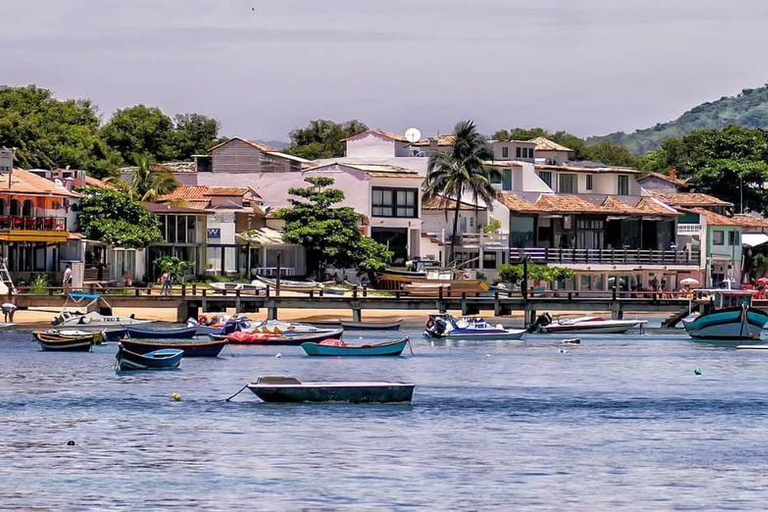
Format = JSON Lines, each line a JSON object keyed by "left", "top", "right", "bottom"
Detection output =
{"left": 540, "top": 321, "right": 646, "bottom": 334}
{"left": 119, "top": 338, "right": 226, "bottom": 357}
{"left": 301, "top": 338, "right": 409, "bottom": 357}
{"left": 226, "top": 328, "right": 344, "bottom": 346}
{"left": 424, "top": 329, "right": 525, "bottom": 340}
{"left": 247, "top": 382, "right": 415, "bottom": 403}
{"left": 126, "top": 325, "right": 199, "bottom": 339}
{"left": 115, "top": 346, "right": 183, "bottom": 371}
{"left": 683, "top": 307, "right": 768, "bottom": 340}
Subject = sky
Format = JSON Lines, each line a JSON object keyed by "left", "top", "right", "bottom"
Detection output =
{"left": 3, "top": 0, "right": 768, "bottom": 142}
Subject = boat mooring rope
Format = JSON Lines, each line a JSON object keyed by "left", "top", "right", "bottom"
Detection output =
{"left": 224, "top": 383, "right": 249, "bottom": 402}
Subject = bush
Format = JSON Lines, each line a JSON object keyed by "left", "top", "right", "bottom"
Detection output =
{"left": 30, "top": 274, "right": 48, "bottom": 295}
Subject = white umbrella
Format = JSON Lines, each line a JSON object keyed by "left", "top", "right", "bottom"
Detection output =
{"left": 679, "top": 278, "right": 699, "bottom": 286}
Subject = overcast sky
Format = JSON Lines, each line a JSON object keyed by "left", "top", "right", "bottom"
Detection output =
{"left": 3, "top": 0, "right": 768, "bottom": 141}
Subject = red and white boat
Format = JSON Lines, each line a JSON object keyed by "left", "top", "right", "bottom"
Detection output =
{"left": 534, "top": 314, "right": 647, "bottom": 334}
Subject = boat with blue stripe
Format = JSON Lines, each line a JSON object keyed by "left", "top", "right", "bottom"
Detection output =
{"left": 683, "top": 288, "right": 768, "bottom": 341}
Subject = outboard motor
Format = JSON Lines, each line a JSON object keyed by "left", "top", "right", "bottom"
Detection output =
{"left": 527, "top": 312, "right": 552, "bottom": 333}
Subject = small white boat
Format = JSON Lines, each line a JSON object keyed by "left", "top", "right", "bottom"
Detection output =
{"left": 242, "top": 320, "right": 338, "bottom": 336}
{"left": 737, "top": 344, "right": 768, "bottom": 350}
{"left": 534, "top": 314, "right": 647, "bottom": 334}
{"left": 52, "top": 311, "right": 153, "bottom": 327}
{"left": 424, "top": 314, "right": 525, "bottom": 340}
{"left": 209, "top": 281, "right": 265, "bottom": 294}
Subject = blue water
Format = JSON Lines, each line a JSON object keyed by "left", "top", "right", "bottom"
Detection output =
{"left": 2, "top": 326, "right": 768, "bottom": 510}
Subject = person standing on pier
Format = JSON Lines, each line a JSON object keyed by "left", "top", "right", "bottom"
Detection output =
{"left": 160, "top": 269, "right": 172, "bottom": 296}
{"left": 62, "top": 265, "right": 72, "bottom": 295}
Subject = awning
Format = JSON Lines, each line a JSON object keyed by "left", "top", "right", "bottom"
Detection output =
{"left": 742, "top": 233, "right": 768, "bottom": 247}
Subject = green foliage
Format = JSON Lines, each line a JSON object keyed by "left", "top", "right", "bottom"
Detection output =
{"left": 483, "top": 218, "right": 502, "bottom": 234}
{"left": 753, "top": 253, "right": 768, "bottom": 278}
{"left": 277, "top": 177, "right": 391, "bottom": 277}
{"left": 285, "top": 119, "right": 368, "bottom": 160}
{"left": 153, "top": 256, "right": 191, "bottom": 282}
{"left": 0, "top": 85, "right": 121, "bottom": 176}
{"left": 171, "top": 113, "right": 221, "bottom": 159}
{"left": 497, "top": 264, "right": 523, "bottom": 283}
{"left": 638, "top": 125, "right": 768, "bottom": 212}
{"left": 423, "top": 120, "right": 498, "bottom": 263}
{"left": 128, "top": 154, "right": 180, "bottom": 201}
{"left": 497, "top": 263, "right": 574, "bottom": 284}
{"left": 101, "top": 105, "right": 176, "bottom": 163}
{"left": 78, "top": 186, "right": 162, "bottom": 247}
{"left": 29, "top": 274, "right": 48, "bottom": 295}
{"left": 589, "top": 84, "right": 768, "bottom": 154}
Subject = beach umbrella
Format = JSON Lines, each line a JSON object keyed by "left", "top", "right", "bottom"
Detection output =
{"left": 679, "top": 278, "right": 699, "bottom": 286}
{"left": 757, "top": 277, "right": 768, "bottom": 286}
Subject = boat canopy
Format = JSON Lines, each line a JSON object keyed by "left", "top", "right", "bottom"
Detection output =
{"left": 68, "top": 293, "right": 102, "bottom": 301}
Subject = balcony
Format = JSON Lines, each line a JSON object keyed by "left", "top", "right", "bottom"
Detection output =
{"left": 509, "top": 247, "right": 701, "bottom": 266}
{"left": 677, "top": 223, "right": 702, "bottom": 235}
{"left": 0, "top": 216, "right": 67, "bottom": 232}
{"left": 423, "top": 232, "right": 509, "bottom": 248}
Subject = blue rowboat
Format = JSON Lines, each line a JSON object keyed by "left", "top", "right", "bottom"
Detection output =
{"left": 683, "top": 306, "right": 768, "bottom": 341}
{"left": 126, "top": 325, "right": 199, "bottom": 339}
{"left": 119, "top": 338, "right": 227, "bottom": 358}
{"left": 246, "top": 376, "right": 415, "bottom": 404}
{"left": 301, "top": 338, "right": 410, "bottom": 357}
{"left": 115, "top": 345, "right": 183, "bottom": 371}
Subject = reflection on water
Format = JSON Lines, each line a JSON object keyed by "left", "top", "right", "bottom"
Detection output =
{"left": 1, "top": 327, "right": 768, "bottom": 509}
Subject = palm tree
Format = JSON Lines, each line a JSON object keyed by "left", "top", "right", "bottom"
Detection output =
{"left": 129, "top": 154, "right": 180, "bottom": 202}
{"left": 423, "top": 120, "right": 498, "bottom": 266}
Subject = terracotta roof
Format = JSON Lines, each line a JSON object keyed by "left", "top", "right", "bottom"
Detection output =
{"left": 649, "top": 191, "right": 732, "bottom": 208}
{"left": 635, "top": 196, "right": 680, "bottom": 216}
{"left": 423, "top": 195, "right": 485, "bottom": 211}
{"left": 413, "top": 134, "right": 457, "bottom": 147}
{"left": 0, "top": 169, "right": 80, "bottom": 198}
{"left": 689, "top": 207, "right": 740, "bottom": 227}
{"left": 495, "top": 192, "right": 540, "bottom": 213}
{"left": 531, "top": 137, "right": 573, "bottom": 152}
{"left": 535, "top": 163, "right": 641, "bottom": 174}
{"left": 343, "top": 129, "right": 408, "bottom": 142}
{"left": 209, "top": 137, "right": 278, "bottom": 153}
{"left": 637, "top": 172, "right": 689, "bottom": 188}
{"left": 159, "top": 186, "right": 260, "bottom": 202}
{"left": 497, "top": 192, "right": 678, "bottom": 217}
{"left": 142, "top": 202, "right": 211, "bottom": 215}
{"left": 731, "top": 213, "right": 768, "bottom": 230}
{"left": 84, "top": 176, "right": 112, "bottom": 189}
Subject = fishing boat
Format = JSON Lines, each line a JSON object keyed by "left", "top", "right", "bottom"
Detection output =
{"left": 34, "top": 331, "right": 104, "bottom": 352}
{"left": 52, "top": 293, "right": 154, "bottom": 327}
{"left": 531, "top": 313, "right": 648, "bottom": 334}
{"left": 683, "top": 289, "right": 768, "bottom": 341}
{"left": 424, "top": 314, "right": 526, "bottom": 340}
{"left": 340, "top": 318, "right": 403, "bottom": 331}
{"left": 301, "top": 338, "right": 410, "bottom": 357}
{"left": 242, "top": 320, "right": 341, "bottom": 336}
{"left": 224, "top": 328, "right": 344, "bottom": 346}
{"left": 115, "top": 345, "right": 183, "bottom": 371}
{"left": 119, "top": 338, "right": 227, "bottom": 357}
{"left": 246, "top": 376, "right": 415, "bottom": 404}
{"left": 188, "top": 315, "right": 249, "bottom": 336}
{"left": 125, "top": 325, "right": 199, "bottom": 339}
{"left": 253, "top": 276, "right": 322, "bottom": 292}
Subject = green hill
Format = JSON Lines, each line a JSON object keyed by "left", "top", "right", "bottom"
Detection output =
{"left": 588, "top": 84, "right": 768, "bottom": 154}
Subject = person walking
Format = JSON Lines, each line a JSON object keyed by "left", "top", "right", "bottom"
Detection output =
{"left": 62, "top": 265, "right": 73, "bottom": 295}
{"left": 160, "top": 269, "right": 172, "bottom": 296}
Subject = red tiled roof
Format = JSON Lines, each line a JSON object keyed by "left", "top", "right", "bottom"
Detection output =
{"left": 84, "top": 176, "right": 113, "bottom": 189}
{"left": 731, "top": 213, "right": 768, "bottom": 230}
{"left": 0, "top": 169, "right": 80, "bottom": 198}
{"left": 423, "top": 195, "right": 485, "bottom": 211}
{"left": 497, "top": 192, "right": 678, "bottom": 217}
{"left": 638, "top": 171, "right": 689, "bottom": 188}
{"left": 142, "top": 202, "right": 211, "bottom": 215}
{"left": 649, "top": 190, "right": 732, "bottom": 208}
{"left": 689, "top": 207, "right": 740, "bottom": 227}
{"left": 531, "top": 137, "right": 573, "bottom": 152}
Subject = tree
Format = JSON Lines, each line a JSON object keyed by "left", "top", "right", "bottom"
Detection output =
{"left": 101, "top": 105, "right": 176, "bottom": 163}
{"left": 285, "top": 119, "right": 368, "bottom": 160}
{"left": 170, "top": 113, "right": 220, "bottom": 159}
{"left": 581, "top": 141, "right": 638, "bottom": 167}
{"left": 423, "top": 120, "right": 498, "bottom": 264}
{"left": 78, "top": 186, "right": 162, "bottom": 248}
{"left": 277, "top": 177, "right": 391, "bottom": 278}
{"left": 0, "top": 85, "right": 121, "bottom": 176}
{"left": 153, "top": 256, "right": 191, "bottom": 282}
{"left": 127, "top": 155, "right": 180, "bottom": 201}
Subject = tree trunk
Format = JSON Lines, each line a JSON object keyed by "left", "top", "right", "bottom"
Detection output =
{"left": 448, "top": 197, "right": 462, "bottom": 266}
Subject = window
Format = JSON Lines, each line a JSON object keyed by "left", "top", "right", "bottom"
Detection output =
{"left": 586, "top": 175, "right": 593, "bottom": 191}
{"left": 559, "top": 174, "right": 577, "bottom": 193}
{"left": 713, "top": 230, "right": 725, "bottom": 245}
{"left": 372, "top": 187, "right": 417, "bottom": 218}
{"left": 729, "top": 231, "right": 739, "bottom": 246}
{"left": 515, "top": 147, "right": 522, "bottom": 158}
{"left": 618, "top": 175, "right": 629, "bottom": 195}
{"left": 502, "top": 147, "right": 509, "bottom": 158}
{"left": 177, "top": 215, "right": 187, "bottom": 244}
{"left": 539, "top": 171, "right": 552, "bottom": 187}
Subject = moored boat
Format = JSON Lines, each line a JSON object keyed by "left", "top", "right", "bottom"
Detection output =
{"left": 115, "top": 344, "right": 183, "bottom": 371}
{"left": 246, "top": 376, "right": 415, "bottom": 403}
{"left": 424, "top": 314, "right": 525, "bottom": 340}
{"left": 119, "top": 338, "right": 227, "bottom": 357}
{"left": 301, "top": 338, "right": 410, "bottom": 357}
{"left": 34, "top": 330, "right": 104, "bottom": 352}
{"left": 53, "top": 310, "right": 153, "bottom": 328}
{"left": 225, "top": 328, "right": 344, "bottom": 346}
{"left": 683, "top": 289, "right": 768, "bottom": 341}
{"left": 532, "top": 313, "right": 648, "bottom": 334}
{"left": 126, "top": 325, "right": 199, "bottom": 339}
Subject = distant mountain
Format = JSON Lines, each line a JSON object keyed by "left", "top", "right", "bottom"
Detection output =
{"left": 588, "top": 84, "right": 768, "bottom": 154}
{"left": 261, "top": 140, "right": 289, "bottom": 150}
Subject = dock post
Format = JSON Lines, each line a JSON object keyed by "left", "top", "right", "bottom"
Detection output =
{"left": 352, "top": 308, "right": 362, "bottom": 323}
{"left": 235, "top": 288, "right": 241, "bottom": 313}
{"left": 268, "top": 302, "right": 278, "bottom": 320}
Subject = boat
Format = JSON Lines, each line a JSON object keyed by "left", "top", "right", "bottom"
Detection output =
{"left": 126, "top": 325, "right": 199, "bottom": 339}
{"left": 189, "top": 315, "right": 249, "bottom": 336}
{"left": 209, "top": 282, "right": 265, "bottom": 295}
{"left": 34, "top": 331, "right": 104, "bottom": 351}
{"left": 253, "top": 276, "right": 322, "bottom": 292}
{"left": 224, "top": 328, "right": 344, "bottom": 346}
{"left": 340, "top": 318, "right": 403, "bottom": 331}
{"left": 115, "top": 344, "right": 184, "bottom": 371}
{"left": 119, "top": 338, "right": 227, "bottom": 357}
{"left": 242, "top": 320, "right": 341, "bottom": 336}
{"left": 683, "top": 288, "right": 768, "bottom": 341}
{"left": 404, "top": 280, "right": 491, "bottom": 298}
{"left": 531, "top": 313, "right": 648, "bottom": 334}
{"left": 737, "top": 344, "right": 768, "bottom": 350}
{"left": 52, "top": 293, "right": 154, "bottom": 327}
{"left": 246, "top": 376, "right": 415, "bottom": 404}
{"left": 424, "top": 314, "right": 526, "bottom": 340}
{"left": 301, "top": 338, "right": 410, "bottom": 357}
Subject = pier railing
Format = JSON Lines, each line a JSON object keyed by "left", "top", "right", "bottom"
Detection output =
{"left": 508, "top": 247, "right": 700, "bottom": 266}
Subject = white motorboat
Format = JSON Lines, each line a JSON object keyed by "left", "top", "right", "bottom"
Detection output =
{"left": 534, "top": 314, "right": 647, "bottom": 334}
{"left": 424, "top": 314, "right": 525, "bottom": 340}
{"left": 243, "top": 320, "right": 339, "bottom": 336}
{"left": 52, "top": 310, "right": 153, "bottom": 328}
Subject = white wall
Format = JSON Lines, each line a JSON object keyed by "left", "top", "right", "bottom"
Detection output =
{"left": 345, "top": 133, "right": 397, "bottom": 158}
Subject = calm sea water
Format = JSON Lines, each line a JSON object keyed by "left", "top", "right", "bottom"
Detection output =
{"left": 1, "top": 324, "right": 768, "bottom": 510}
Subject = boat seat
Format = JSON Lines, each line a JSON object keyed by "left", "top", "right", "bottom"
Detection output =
{"left": 256, "top": 376, "right": 301, "bottom": 385}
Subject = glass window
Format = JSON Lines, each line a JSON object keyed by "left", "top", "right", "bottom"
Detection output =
{"left": 713, "top": 230, "right": 725, "bottom": 245}
{"left": 372, "top": 188, "right": 416, "bottom": 218}
{"left": 559, "top": 174, "right": 577, "bottom": 193}
{"left": 618, "top": 175, "right": 629, "bottom": 195}
{"left": 177, "top": 215, "right": 187, "bottom": 244}
{"left": 187, "top": 216, "right": 196, "bottom": 243}
{"left": 539, "top": 171, "right": 552, "bottom": 187}
{"left": 502, "top": 147, "right": 509, "bottom": 158}
{"left": 729, "top": 231, "right": 739, "bottom": 246}
{"left": 511, "top": 216, "right": 535, "bottom": 247}
{"left": 586, "top": 175, "right": 593, "bottom": 190}
{"left": 516, "top": 147, "right": 522, "bottom": 158}
{"left": 167, "top": 215, "right": 176, "bottom": 243}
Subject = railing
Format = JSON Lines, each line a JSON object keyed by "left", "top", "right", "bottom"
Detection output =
{"left": 509, "top": 247, "right": 701, "bottom": 266}
{"left": 677, "top": 224, "right": 702, "bottom": 234}
{"left": 0, "top": 216, "right": 66, "bottom": 231}
{"left": 252, "top": 267, "right": 297, "bottom": 277}
{"left": 423, "top": 232, "right": 509, "bottom": 247}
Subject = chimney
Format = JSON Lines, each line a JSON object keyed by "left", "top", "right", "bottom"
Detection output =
{"left": 668, "top": 167, "right": 677, "bottom": 180}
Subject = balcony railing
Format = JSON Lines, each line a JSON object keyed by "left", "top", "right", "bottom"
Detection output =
{"left": 509, "top": 247, "right": 701, "bottom": 266}
{"left": 423, "top": 232, "right": 509, "bottom": 247}
{"left": 0, "top": 216, "right": 67, "bottom": 232}
{"left": 677, "top": 223, "right": 702, "bottom": 234}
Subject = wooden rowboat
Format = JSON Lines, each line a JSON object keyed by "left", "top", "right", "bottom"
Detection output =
{"left": 115, "top": 344, "right": 183, "bottom": 371}
{"left": 119, "top": 338, "right": 227, "bottom": 357}
{"left": 301, "top": 338, "right": 410, "bottom": 357}
{"left": 247, "top": 376, "right": 415, "bottom": 403}
{"left": 34, "top": 331, "right": 104, "bottom": 352}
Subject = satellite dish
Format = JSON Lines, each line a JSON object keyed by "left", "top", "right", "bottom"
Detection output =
{"left": 404, "top": 127, "right": 422, "bottom": 143}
